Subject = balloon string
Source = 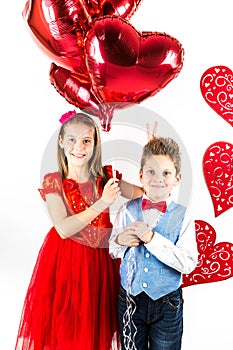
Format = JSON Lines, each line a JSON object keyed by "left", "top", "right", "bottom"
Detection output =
{"left": 122, "top": 211, "right": 138, "bottom": 350}
{"left": 99, "top": 104, "right": 114, "bottom": 132}
{"left": 123, "top": 247, "right": 138, "bottom": 350}
{"left": 77, "top": 0, "right": 92, "bottom": 24}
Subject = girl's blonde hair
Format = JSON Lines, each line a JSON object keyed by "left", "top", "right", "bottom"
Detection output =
{"left": 57, "top": 113, "right": 108, "bottom": 182}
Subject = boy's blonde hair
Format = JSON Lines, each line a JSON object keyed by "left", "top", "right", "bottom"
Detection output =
{"left": 141, "top": 137, "right": 181, "bottom": 175}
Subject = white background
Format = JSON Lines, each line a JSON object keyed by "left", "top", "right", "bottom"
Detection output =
{"left": 1, "top": 0, "right": 233, "bottom": 349}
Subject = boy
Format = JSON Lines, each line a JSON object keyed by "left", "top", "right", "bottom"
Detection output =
{"left": 109, "top": 137, "right": 198, "bottom": 350}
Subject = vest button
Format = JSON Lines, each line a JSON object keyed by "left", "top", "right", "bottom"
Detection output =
{"left": 145, "top": 253, "right": 150, "bottom": 258}
{"left": 142, "top": 282, "right": 148, "bottom": 288}
{"left": 144, "top": 267, "right": 149, "bottom": 272}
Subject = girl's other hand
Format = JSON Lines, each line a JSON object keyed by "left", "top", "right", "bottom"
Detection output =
{"left": 146, "top": 121, "right": 158, "bottom": 142}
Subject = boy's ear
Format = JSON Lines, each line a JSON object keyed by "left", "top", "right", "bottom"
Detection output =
{"left": 175, "top": 173, "right": 181, "bottom": 185}
{"left": 139, "top": 169, "right": 143, "bottom": 183}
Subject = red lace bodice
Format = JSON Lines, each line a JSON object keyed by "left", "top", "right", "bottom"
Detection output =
{"left": 38, "top": 167, "right": 121, "bottom": 248}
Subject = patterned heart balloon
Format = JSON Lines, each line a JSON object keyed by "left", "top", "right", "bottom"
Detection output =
{"left": 200, "top": 66, "right": 233, "bottom": 126}
{"left": 85, "top": 16, "right": 184, "bottom": 130}
{"left": 182, "top": 220, "right": 233, "bottom": 287}
{"left": 203, "top": 141, "right": 233, "bottom": 217}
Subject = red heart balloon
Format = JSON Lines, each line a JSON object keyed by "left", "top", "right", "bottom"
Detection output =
{"left": 49, "top": 62, "right": 116, "bottom": 128}
{"left": 97, "top": 0, "right": 142, "bottom": 19}
{"left": 200, "top": 66, "right": 233, "bottom": 127}
{"left": 22, "top": 0, "right": 142, "bottom": 78}
{"left": 49, "top": 63, "right": 101, "bottom": 117}
{"left": 23, "top": 0, "right": 90, "bottom": 80}
{"left": 182, "top": 220, "right": 233, "bottom": 287}
{"left": 85, "top": 16, "right": 184, "bottom": 130}
{"left": 203, "top": 141, "right": 233, "bottom": 217}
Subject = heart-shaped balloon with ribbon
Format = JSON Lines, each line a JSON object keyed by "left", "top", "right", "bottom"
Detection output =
{"left": 85, "top": 16, "right": 184, "bottom": 130}
{"left": 182, "top": 220, "right": 233, "bottom": 287}
{"left": 200, "top": 66, "right": 233, "bottom": 127}
{"left": 203, "top": 141, "right": 233, "bottom": 217}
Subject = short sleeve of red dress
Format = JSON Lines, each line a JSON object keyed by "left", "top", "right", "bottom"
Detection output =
{"left": 38, "top": 172, "right": 63, "bottom": 201}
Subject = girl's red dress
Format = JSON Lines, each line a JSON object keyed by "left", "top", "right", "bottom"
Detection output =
{"left": 15, "top": 169, "right": 121, "bottom": 350}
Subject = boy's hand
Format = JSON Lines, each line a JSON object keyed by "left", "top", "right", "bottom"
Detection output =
{"left": 129, "top": 222, "right": 154, "bottom": 244}
{"left": 116, "top": 228, "right": 141, "bottom": 247}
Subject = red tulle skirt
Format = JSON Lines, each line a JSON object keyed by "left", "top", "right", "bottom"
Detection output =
{"left": 15, "top": 228, "right": 121, "bottom": 350}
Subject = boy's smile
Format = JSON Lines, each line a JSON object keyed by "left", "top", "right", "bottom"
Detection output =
{"left": 140, "top": 154, "right": 181, "bottom": 202}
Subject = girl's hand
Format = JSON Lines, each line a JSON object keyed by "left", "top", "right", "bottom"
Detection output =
{"left": 128, "top": 222, "right": 154, "bottom": 244}
{"left": 146, "top": 121, "right": 158, "bottom": 142}
{"left": 101, "top": 178, "right": 121, "bottom": 205}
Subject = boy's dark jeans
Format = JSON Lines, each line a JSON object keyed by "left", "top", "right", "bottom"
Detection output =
{"left": 118, "top": 286, "right": 183, "bottom": 350}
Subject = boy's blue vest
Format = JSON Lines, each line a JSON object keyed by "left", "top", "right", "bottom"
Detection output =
{"left": 120, "top": 197, "right": 186, "bottom": 300}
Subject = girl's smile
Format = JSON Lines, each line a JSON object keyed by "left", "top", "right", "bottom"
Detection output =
{"left": 71, "top": 152, "right": 87, "bottom": 159}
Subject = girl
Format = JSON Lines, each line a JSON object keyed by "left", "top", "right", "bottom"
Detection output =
{"left": 14, "top": 111, "right": 143, "bottom": 350}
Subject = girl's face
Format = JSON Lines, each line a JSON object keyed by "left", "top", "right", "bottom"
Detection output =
{"left": 59, "top": 122, "right": 95, "bottom": 170}
{"left": 140, "top": 154, "right": 181, "bottom": 202}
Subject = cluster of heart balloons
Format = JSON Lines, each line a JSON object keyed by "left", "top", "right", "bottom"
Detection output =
{"left": 23, "top": 0, "right": 184, "bottom": 131}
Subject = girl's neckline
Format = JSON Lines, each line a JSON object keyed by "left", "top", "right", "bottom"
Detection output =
{"left": 65, "top": 177, "right": 92, "bottom": 184}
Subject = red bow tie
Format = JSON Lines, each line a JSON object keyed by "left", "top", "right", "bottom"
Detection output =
{"left": 142, "top": 198, "right": 167, "bottom": 213}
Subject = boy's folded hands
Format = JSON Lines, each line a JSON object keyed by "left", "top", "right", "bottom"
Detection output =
{"left": 116, "top": 221, "right": 153, "bottom": 246}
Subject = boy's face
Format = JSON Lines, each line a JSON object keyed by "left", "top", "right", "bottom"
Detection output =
{"left": 140, "top": 155, "right": 181, "bottom": 202}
